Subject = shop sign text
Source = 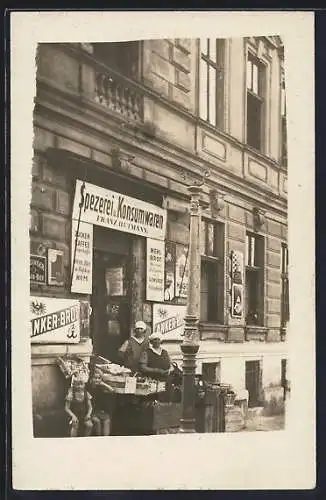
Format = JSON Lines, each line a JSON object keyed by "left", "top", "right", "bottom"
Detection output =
{"left": 146, "top": 239, "right": 165, "bottom": 302}
{"left": 72, "top": 180, "right": 166, "bottom": 241}
{"left": 152, "top": 303, "right": 186, "bottom": 341}
{"left": 71, "top": 221, "right": 93, "bottom": 294}
{"left": 30, "top": 296, "right": 81, "bottom": 344}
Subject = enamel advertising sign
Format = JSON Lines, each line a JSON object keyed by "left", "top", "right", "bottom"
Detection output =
{"left": 152, "top": 303, "right": 186, "bottom": 341}
{"left": 30, "top": 296, "right": 81, "bottom": 344}
{"left": 72, "top": 180, "right": 167, "bottom": 241}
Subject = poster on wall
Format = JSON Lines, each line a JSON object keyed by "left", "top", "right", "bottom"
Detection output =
{"left": 72, "top": 180, "right": 167, "bottom": 241}
{"left": 146, "top": 238, "right": 165, "bottom": 302}
{"left": 175, "top": 244, "right": 189, "bottom": 298}
{"left": 164, "top": 242, "right": 176, "bottom": 301}
{"left": 30, "top": 255, "right": 46, "bottom": 284}
{"left": 105, "top": 267, "right": 124, "bottom": 296}
{"left": 231, "top": 250, "right": 244, "bottom": 284}
{"left": 152, "top": 303, "right": 186, "bottom": 341}
{"left": 30, "top": 296, "right": 81, "bottom": 344}
{"left": 71, "top": 220, "right": 93, "bottom": 294}
{"left": 47, "top": 249, "right": 64, "bottom": 286}
{"left": 231, "top": 283, "right": 244, "bottom": 318}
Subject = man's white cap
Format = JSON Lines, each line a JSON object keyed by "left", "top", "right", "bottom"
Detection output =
{"left": 135, "top": 321, "right": 146, "bottom": 331}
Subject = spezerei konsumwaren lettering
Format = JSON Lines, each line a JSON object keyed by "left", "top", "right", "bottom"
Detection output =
{"left": 81, "top": 188, "right": 164, "bottom": 233}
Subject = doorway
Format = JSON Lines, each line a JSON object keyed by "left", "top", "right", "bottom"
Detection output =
{"left": 245, "top": 360, "right": 262, "bottom": 407}
{"left": 91, "top": 248, "right": 131, "bottom": 364}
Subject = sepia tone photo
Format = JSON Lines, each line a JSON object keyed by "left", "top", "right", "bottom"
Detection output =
{"left": 30, "top": 36, "right": 290, "bottom": 438}
{"left": 10, "top": 10, "right": 315, "bottom": 491}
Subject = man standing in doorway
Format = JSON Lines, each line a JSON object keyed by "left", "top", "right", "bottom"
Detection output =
{"left": 118, "top": 321, "right": 149, "bottom": 373}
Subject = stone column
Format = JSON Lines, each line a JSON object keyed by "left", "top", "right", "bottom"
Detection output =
{"left": 180, "top": 185, "right": 202, "bottom": 433}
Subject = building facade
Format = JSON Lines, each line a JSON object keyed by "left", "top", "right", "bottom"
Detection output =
{"left": 31, "top": 37, "right": 288, "bottom": 420}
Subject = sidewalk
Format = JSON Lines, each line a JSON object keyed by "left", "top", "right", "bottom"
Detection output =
{"left": 243, "top": 407, "right": 285, "bottom": 432}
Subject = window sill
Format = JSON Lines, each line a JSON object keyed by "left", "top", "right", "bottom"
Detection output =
{"left": 245, "top": 326, "right": 268, "bottom": 342}
{"left": 199, "top": 323, "right": 227, "bottom": 341}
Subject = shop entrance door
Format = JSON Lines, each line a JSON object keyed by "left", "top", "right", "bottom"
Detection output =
{"left": 245, "top": 360, "right": 261, "bottom": 408}
{"left": 91, "top": 250, "right": 131, "bottom": 363}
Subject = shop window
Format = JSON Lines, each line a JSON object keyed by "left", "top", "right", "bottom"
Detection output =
{"left": 281, "top": 71, "right": 288, "bottom": 167}
{"left": 200, "top": 220, "right": 224, "bottom": 323}
{"left": 281, "top": 243, "right": 289, "bottom": 327}
{"left": 246, "top": 54, "right": 266, "bottom": 152}
{"left": 199, "top": 38, "right": 225, "bottom": 130}
{"left": 92, "top": 41, "right": 140, "bottom": 79}
{"left": 202, "top": 362, "right": 221, "bottom": 383}
{"left": 245, "top": 233, "right": 264, "bottom": 326}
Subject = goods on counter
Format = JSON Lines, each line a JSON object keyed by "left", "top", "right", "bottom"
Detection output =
{"left": 90, "top": 355, "right": 166, "bottom": 396}
{"left": 57, "top": 355, "right": 90, "bottom": 382}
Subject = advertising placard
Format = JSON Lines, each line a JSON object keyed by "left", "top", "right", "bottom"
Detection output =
{"left": 72, "top": 180, "right": 167, "bottom": 241}
{"left": 30, "top": 255, "right": 46, "bottom": 284}
{"left": 231, "top": 250, "right": 244, "bottom": 284}
{"left": 47, "top": 249, "right": 64, "bottom": 286}
{"left": 175, "top": 244, "right": 189, "bottom": 298}
{"left": 146, "top": 239, "right": 165, "bottom": 302}
{"left": 71, "top": 220, "right": 93, "bottom": 294}
{"left": 152, "top": 303, "right": 186, "bottom": 341}
{"left": 231, "top": 283, "right": 244, "bottom": 318}
{"left": 30, "top": 296, "right": 81, "bottom": 344}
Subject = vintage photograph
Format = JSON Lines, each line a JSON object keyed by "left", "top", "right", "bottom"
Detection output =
{"left": 29, "top": 36, "right": 290, "bottom": 439}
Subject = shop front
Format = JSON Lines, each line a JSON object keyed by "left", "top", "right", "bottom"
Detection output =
{"left": 30, "top": 151, "right": 169, "bottom": 436}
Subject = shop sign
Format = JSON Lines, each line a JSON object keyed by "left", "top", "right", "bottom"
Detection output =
{"left": 152, "top": 303, "right": 186, "bottom": 341}
{"left": 30, "top": 255, "right": 46, "bottom": 284}
{"left": 72, "top": 180, "right": 166, "bottom": 241}
{"left": 146, "top": 239, "right": 165, "bottom": 302}
{"left": 71, "top": 220, "right": 93, "bottom": 294}
{"left": 30, "top": 296, "right": 81, "bottom": 344}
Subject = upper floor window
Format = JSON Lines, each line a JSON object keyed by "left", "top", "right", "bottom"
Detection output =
{"left": 281, "top": 72, "right": 288, "bottom": 167}
{"left": 200, "top": 220, "right": 225, "bottom": 323}
{"left": 199, "top": 38, "right": 225, "bottom": 130}
{"left": 246, "top": 54, "right": 266, "bottom": 152}
{"left": 92, "top": 41, "right": 140, "bottom": 79}
{"left": 245, "top": 232, "right": 265, "bottom": 326}
{"left": 281, "top": 243, "right": 289, "bottom": 327}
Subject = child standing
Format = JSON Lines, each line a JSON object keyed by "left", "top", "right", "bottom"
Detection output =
{"left": 65, "top": 376, "right": 93, "bottom": 437}
{"left": 88, "top": 368, "right": 113, "bottom": 436}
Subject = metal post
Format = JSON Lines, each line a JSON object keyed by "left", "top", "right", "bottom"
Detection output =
{"left": 180, "top": 184, "right": 202, "bottom": 433}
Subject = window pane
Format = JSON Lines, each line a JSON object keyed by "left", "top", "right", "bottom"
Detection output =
{"left": 247, "top": 59, "right": 252, "bottom": 89}
{"left": 209, "top": 38, "right": 216, "bottom": 62}
{"left": 247, "top": 93, "right": 262, "bottom": 151}
{"left": 252, "top": 63, "right": 258, "bottom": 94}
{"left": 199, "top": 59, "right": 208, "bottom": 121}
{"left": 249, "top": 235, "right": 255, "bottom": 267}
{"left": 209, "top": 66, "right": 216, "bottom": 126}
{"left": 281, "top": 88, "right": 286, "bottom": 117}
{"left": 201, "top": 38, "right": 208, "bottom": 56}
{"left": 207, "top": 222, "right": 215, "bottom": 256}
